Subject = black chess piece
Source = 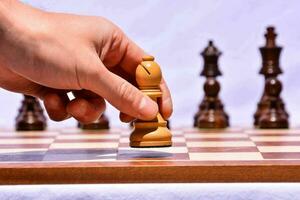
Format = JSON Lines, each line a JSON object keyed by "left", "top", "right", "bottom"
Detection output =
{"left": 254, "top": 26, "right": 289, "bottom": 127}
{"left": 194, "top": 41, "right": 229, "bottom": 128}
{"left": 258, "top": 78, "right": 289, "bottom": 129}
{"left": 78, "top": 113, "right": 109, "bottom": 130}
{"left": 15, "top": 95, "right": 47, "bottom": 131}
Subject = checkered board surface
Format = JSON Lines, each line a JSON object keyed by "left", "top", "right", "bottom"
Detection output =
{"left": 2, "top": 128, "right": 300, "bottom": 184}
{"left": 1, "top": 127, "right": 300, "bottom": 162}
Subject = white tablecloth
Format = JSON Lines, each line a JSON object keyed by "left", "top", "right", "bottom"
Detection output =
{"left": 0, "top": 183, "right": 299, "bottom": 200}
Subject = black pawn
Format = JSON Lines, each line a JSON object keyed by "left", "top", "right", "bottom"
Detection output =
{"left": 15, "top": 95, "right": 47, "bottom": 131}
{"left": 258, "top": 78, "right": 289, "bottom": 129}
{"left": 194, "top": 41, "right": 229, "bottom": 128}
{"left": 79, "top": 113, "right": 109, "bottom": 130}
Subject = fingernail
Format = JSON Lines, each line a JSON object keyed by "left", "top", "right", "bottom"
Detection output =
{"left": 138, "top": 96, "right": 158, "bottom": 120}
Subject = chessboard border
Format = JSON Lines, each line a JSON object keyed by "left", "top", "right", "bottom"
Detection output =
{"left": 2, "top": 160, "right": 300, "bottom": 184}
{"left": 2, "top": 127, "right": 300, "bottom": 184}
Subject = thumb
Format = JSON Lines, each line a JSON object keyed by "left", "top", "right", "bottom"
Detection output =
{"left": 84, "top": 61, "right": 158, "bottom": 120}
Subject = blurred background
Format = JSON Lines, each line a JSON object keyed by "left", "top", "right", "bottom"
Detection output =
{"left": 1, "top": 0, "right": 300, "bottom": 129}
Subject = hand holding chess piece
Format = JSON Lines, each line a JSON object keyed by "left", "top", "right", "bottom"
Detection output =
{"left": 130, "top": 56, "right": 172, "bottom": 147}
{"left": 0, "top": 0, "right": 162, "bottom": 126}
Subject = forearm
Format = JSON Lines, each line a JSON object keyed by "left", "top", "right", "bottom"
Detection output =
{"left": 0, "top": 0, "right": 17, "bottom": 10}
{"left": 0, "top": 0, "right": 52, "bottom": 61}
{"left": 0, "top": 0, "right": 44, "bottom": 74}
{"left": 0, "top": 0, "right": 16, "bottom": 35}
{"left": 0, "top": 0, "right": 49, "bottom": 40}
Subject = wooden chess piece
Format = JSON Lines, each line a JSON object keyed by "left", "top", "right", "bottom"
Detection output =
{"left": 254, "top": 26, "right": 289, "bottom": 126}
{"left": 194, "top": 41, "right": 229, "bottom": 129}
{"left": 193, "top": 102, "right": 206, "bottom": 127}
{"left": 130, "top": 119, "right": 171, "bottom": 129}
{"left": 78, "top": 113, "right": 109, "bottom": 130}
{"left": 258, "top": 78, "right": 289, "bottom": 129}
{"left": 15, "top": 95, "right": 47, "bottom": 131}
{"left": 130, "top": 56, "right": 172, "bottom": 147}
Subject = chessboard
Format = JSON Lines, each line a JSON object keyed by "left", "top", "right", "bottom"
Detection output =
{"left": 1, "top": 127, "right": 300, "bottom": 184}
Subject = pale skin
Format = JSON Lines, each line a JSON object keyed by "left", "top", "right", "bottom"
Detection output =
{"left": 0, "top": 0, "right": 173, "bottom": 124}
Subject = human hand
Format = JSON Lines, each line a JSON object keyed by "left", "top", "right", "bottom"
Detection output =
{"left": 0, "top": 0, "right": 172, "bottom": 123}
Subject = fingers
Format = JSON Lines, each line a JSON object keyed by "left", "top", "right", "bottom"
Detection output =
{"left": 87, "top": 60, "right": 158, "bottom": 120}
{"left": 43, "top": 90, "right": 106, "bottom": 124}
{"left": 119, "top": 112, "right": 135, "bottom": 123}
{"left": 118, "top": 37, "right": 145, "bottom": 75}
{"left": 117, "top": 78, "right": 173, "bottom": 123}
{"left": 159, "top": 78, "right": 173, "bottom": 119}
{"left": 66, "top": 96, "right": 106, "bottom": 124}
{"left": 119, "top": 78, "right": 173, "bottom": 123}
{"left": 43, "top": 92, "right": 71, "bottom": 121}
{"left": 115, "top": 35, "right": 173, "bottom": 120}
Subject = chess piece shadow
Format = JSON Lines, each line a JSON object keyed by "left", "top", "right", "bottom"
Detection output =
{"left": 118, "top": 149, "right": 172, "bottom": 159}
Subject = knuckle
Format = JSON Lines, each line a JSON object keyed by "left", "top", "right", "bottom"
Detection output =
{"left": 117, "top": 81, "right": 141, "bottom": 109}
{"left": 117, "top": 81, "right": 145, "bottom": 112}
{"left": 117, "top": 81, "right": 133, "bottom": 102}
{"left": 112, "top": 27, "right": 125, "bottom": 43}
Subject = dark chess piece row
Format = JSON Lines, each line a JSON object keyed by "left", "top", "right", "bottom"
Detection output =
{"left": 194, "top": 26, "right": 289, "bottom": 129}
{"left": 15, "top": 94, "right": 174, "bottom": 132}
{"left": 15, "top": 95, "right": 109, "bottom": 131}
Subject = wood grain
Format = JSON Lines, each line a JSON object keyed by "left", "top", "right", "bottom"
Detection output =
{"left": 0, "top": 128, "right": 300, "bottom": 184}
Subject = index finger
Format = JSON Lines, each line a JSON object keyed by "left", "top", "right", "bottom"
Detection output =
{"left": 118, "top": 37, "right": 173, "bottom": 119}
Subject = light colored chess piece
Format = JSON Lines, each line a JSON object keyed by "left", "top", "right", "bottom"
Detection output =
{"left": 130, "top": 56, "right": 172, "bottom": 147}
